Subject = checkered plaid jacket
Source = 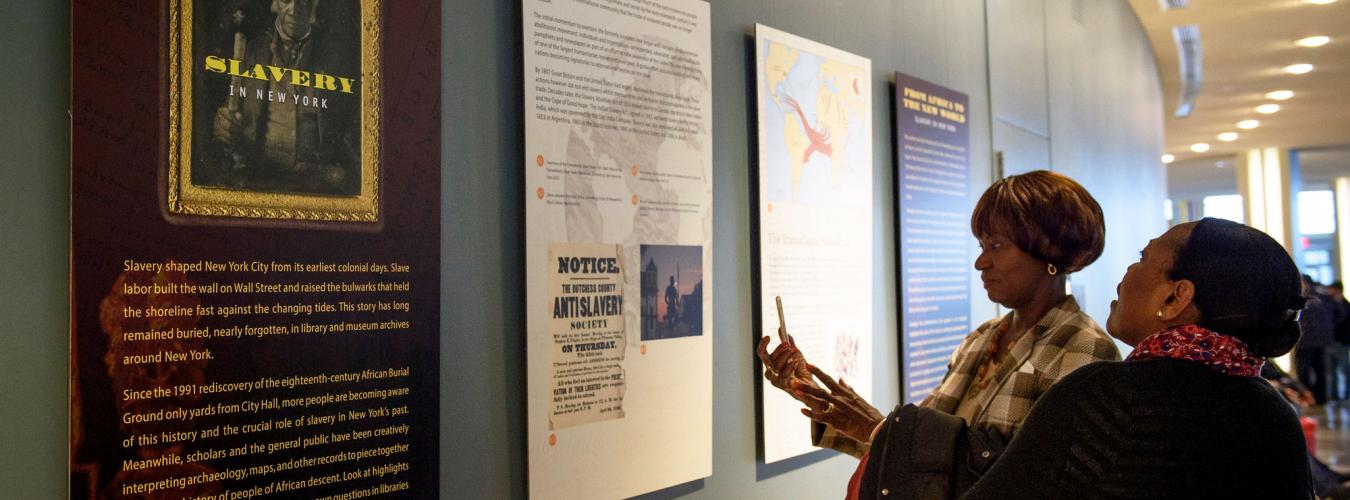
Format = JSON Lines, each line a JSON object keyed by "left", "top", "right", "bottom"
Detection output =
{"left": 814, "top": 296, "right": 1120, "bottom": 457}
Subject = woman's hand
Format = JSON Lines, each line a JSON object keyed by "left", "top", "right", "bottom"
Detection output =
{"left": 797, "top": 365, "right": 884, "bottom": 444}
{"left": 756, "top": 326, "right": 820, "bottom": 398}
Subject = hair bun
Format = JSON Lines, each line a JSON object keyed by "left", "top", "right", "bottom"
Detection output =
{"left": 1169, "top": 218, "right": 1304, "bottom": 357}
{"left": 1245, "top": 319, "right": 1302, "bottom": 358}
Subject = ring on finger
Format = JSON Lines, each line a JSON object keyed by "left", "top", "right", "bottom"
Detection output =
{"left": 823, "top": 402, "right": 835, "bottom": 415}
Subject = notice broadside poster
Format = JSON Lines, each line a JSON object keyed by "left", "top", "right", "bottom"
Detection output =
{"left": 754, "top": 24, "right": 873, "bottom": 463}
{"left": 524, "top": 0, "right": 713, "bottom": 497}
{"left": 894, "top": 72, "right": 972, "bottom": 403}
{"left": 71, "top": 1, "right": 440, "bottom": 498}
{"left": 547, "top": 243, "right": 627, "bottom": 430}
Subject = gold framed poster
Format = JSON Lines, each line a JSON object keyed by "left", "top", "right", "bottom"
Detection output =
{"left": 167, "top": 0, "right": 382, "bottom": 222}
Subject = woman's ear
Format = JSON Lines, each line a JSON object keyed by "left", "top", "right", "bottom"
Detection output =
{"left": 1159, "top": 279, "right": 1197, "bottom": 322}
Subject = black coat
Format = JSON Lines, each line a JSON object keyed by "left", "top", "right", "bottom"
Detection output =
{"left": 856, "top": 404, "right": 1006, "bottom": 499}
{"left": 961, "top": 359, "right": 1313, "bottom": 499}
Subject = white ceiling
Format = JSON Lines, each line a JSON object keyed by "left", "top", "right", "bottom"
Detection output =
{"left": 1126, "top": 0, "right": 1350, "bottom": 197}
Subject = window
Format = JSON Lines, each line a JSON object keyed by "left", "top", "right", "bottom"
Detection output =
{"left": 1298, "top": 190, "right": 1336, "bottom": 235}
{"left": 1202, "top": 194, "right": 1244, "bottom": 223}
{"left": 1305, "top": 249, "right": 1330, "bottom": 266}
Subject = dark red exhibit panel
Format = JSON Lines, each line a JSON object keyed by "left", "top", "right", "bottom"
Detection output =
{"left": 71, "top": 1, "right": 440, "bottom": 498}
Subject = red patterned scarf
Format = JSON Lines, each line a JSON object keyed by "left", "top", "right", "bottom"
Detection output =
{"left": 1125, "top": 324, "right": 1264, "bottom": 377}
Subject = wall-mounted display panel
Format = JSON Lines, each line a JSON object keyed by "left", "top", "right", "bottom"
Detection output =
{"left": 70, "top": 1, "right": 442, "bottom": 498}
{"left": 754, "top": 24, "right": 873, "bottom": 464}
{"left": 894, "top": 72, "right": 973, "bottom": 403}
{"left": 523, "top": 0, "right": 714, "bottom": 497}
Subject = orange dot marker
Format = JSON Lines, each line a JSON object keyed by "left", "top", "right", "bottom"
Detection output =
{"left": 536, "top": 155, "right": 545, "bottom": 167}
{"left": 631, "top": 165, "right": 638, "bottom": 176}
{"left": 548, "top": 434, "right": 557, "bottom": 446}
{"left": 536, "top": 187, "right": 545, "bottom": 199}
{"left": 640, "top": 344, "right": 647, "bottom": 355}
{"left": 767, "top": 203, "right": 773, "bottom": 213}
{"left": 631, "top": 194, "right": 639, "bottom": 205}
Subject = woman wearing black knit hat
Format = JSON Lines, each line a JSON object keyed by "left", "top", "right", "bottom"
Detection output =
{"left": 963, "top": 218, "right": 1314, "bottom": 499}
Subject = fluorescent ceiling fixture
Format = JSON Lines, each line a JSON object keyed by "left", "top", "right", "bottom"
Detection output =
{"left": 1284, "top": 63, "right": 1315, "bottom": 74}
{"left": 1162, "top": 154, "right": 1175, "bottom": 163}
{"left": 1256, "top": 104, "right": 1281, "bottom": 114}
{"left": 1265, "top": 90, "right": 1294, "bottom": 100}
{"left": 1191, "top": 143, "right": 1211, "bottom": 153}
{"left": 1172, "top": 25, "right": 1203, "bottom": 117}
{"left": 1237, "top": 119, "right": 1260, "bottom": 129}
{"left": 1158, "top": 0, "right": 1189, "bottom": 9}
{"left": 1296, "top": 36, "right": 1330, "bottom": 47}
{"left": 1305, "top": 0, "right": 1337, "bottom": 5}
{"left": 1218, "top": 132, "right": 1238, "bottom": 142}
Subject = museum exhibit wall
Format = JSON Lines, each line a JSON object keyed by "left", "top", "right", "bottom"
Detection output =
{"left": 1043, "top": 0, "right": 1168, "bottom": 336}
{"left": 1, "top": 2, "right": 71, "bottom": 497}
{"left": 1, "top": 0, "right": 1161, "bottom": 497}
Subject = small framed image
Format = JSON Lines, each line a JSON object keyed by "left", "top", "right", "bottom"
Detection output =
{"left": 166, "top": 0, "right": 382, "bottom": 223}
{"left": 639, "top": 244, "right": 704, "bottom": 341}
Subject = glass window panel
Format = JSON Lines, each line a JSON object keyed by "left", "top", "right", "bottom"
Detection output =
{"left": 1202, "top": 194, "right": 1245, "bottom": 224}
{"left": 1298, "top": 190, "right": 1336, "bottom": 236}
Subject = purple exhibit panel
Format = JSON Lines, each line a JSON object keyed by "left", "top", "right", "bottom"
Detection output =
{"left": 895, "top": 72, "right": 973, "bottom": 403}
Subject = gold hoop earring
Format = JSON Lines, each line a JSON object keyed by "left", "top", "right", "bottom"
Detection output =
{"left": 1047, "top": 263, "right": 1058, "bottom": 276}
{"left": 1156, "top": 310, "right": 1163, "bottom": 319}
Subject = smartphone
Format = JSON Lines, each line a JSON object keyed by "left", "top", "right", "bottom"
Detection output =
{"left": 775, "top": 296, "right": 787, "bottom": 336}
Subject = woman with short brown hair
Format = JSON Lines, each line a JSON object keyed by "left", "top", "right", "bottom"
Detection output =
{"left": 970, "top": 170, "right": 1105, "bottom": 277}
{"left": 759, "top": 170, "right": 1119, "bottom": 499}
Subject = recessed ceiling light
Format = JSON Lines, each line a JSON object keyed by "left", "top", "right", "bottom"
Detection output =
{"left": 1284, "top": 63, "right": 1315, "bottom": 74}
{"left": 1256, "top": 104, "right": 1281, "bottom": 114}
{"left": 1162, "top": 154, "right": 1175, "bottom": 164}
{"left": 1191, "top": 143, "right": 1211, "bottom": 153}
{"left": 1296, "top": 36, "right": 1331, "bottom": 47}
{"left": 1265, "top": 90, "right": 1294, "bottom": 100}
{"left": 1237, "top": 119, "right": 1260, "bottom": 130}
{"left": 1218, "top": 132, "right": 1238, "bottom": 142}
{"left": 1305, "top": 0, "right": 1336, "bottom": 5}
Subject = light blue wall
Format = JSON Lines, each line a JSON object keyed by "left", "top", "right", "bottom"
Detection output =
{"left": 3, "top": 0, "right": 1161, "bottom": 497}
{"left": 1045, "top": 0, "right": 1168, "bottom": 334}
{"left": 0, "top": 1, "right": 70, "bottom": 497}
{"left": 986, "top": 0, "right": 1167, "bottom": 341}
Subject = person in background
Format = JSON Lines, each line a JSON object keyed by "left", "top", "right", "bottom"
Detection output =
{"left": 1329, "top": 282, "right": 1347, "bottom": 312}
{"left": 1329, "top": 282, "right": 1350, "bottom": 342}
{"left": 1328, "top": 281, "right": 1350, "bottom": 407}
{"left": 961, "top": 218, "right": 1312, "bottom": 499}
{"left": 759, "top": 171, "right": 1120, "bottom": 499}
{"left": 1297, "top": 275, "right": 1343, "bottom": 406}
